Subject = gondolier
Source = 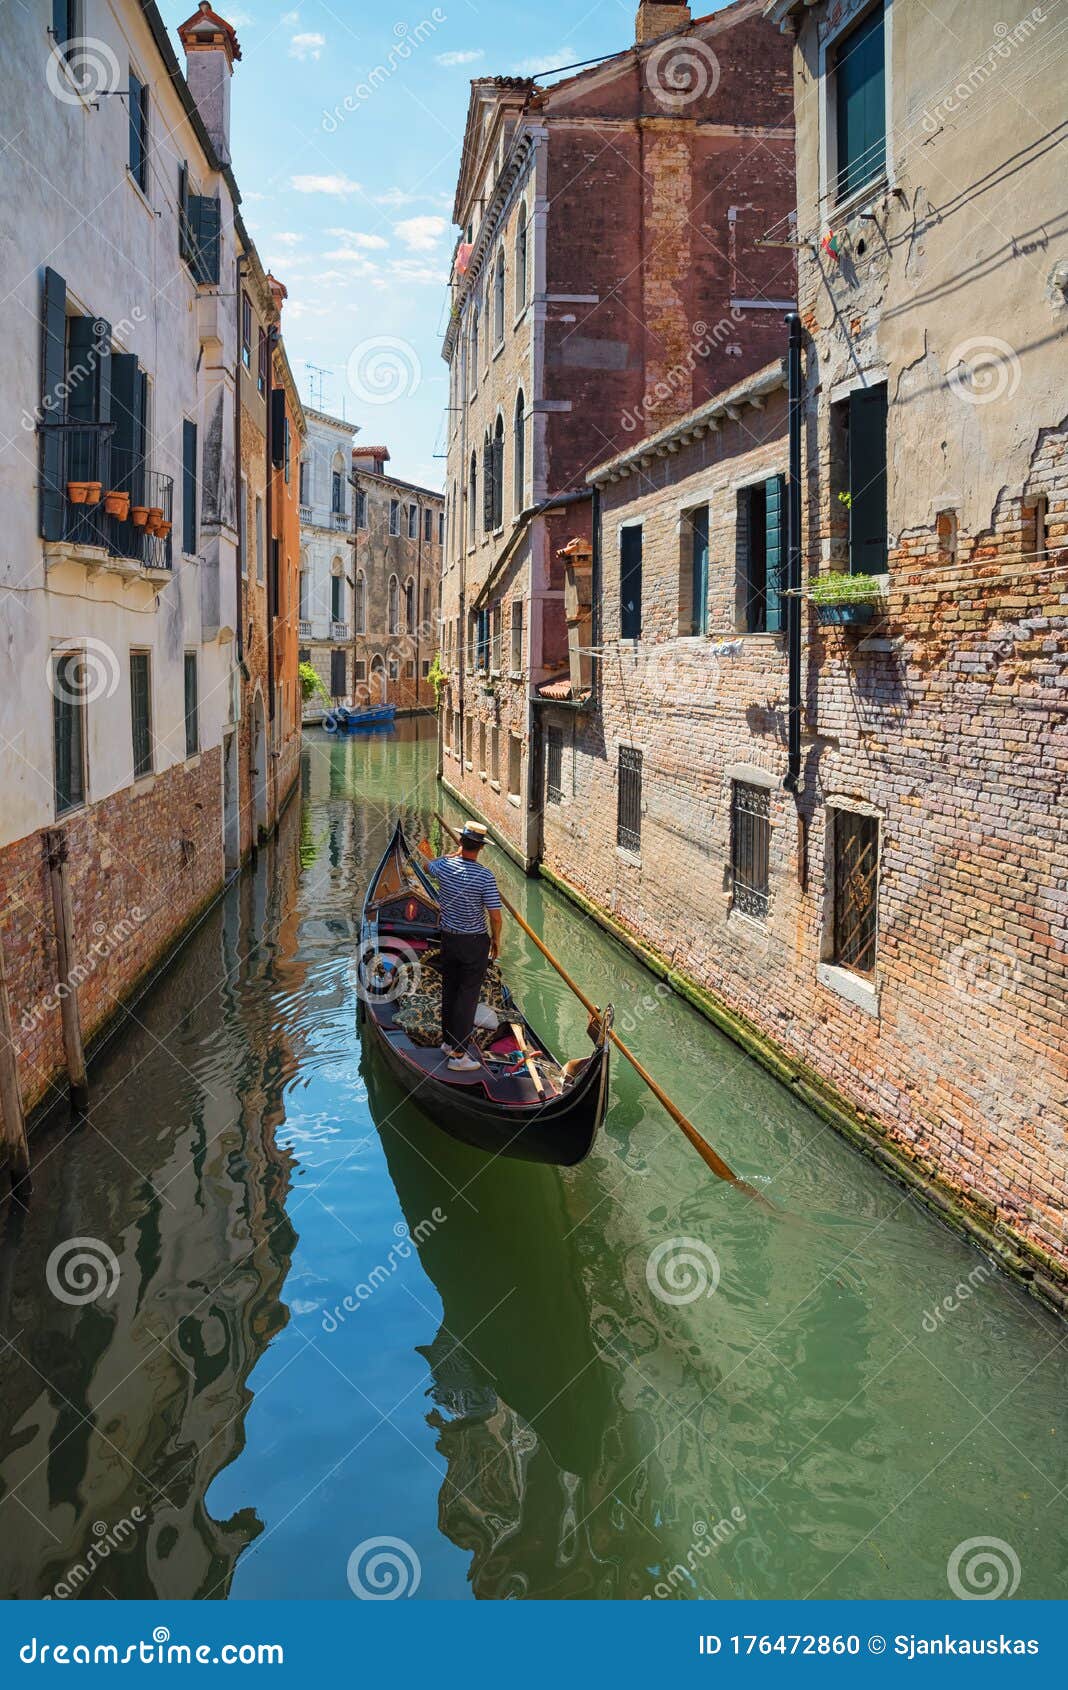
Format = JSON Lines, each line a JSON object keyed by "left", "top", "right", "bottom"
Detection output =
{"left": 419, "top": 823, "right": 503, "bottom": 1071}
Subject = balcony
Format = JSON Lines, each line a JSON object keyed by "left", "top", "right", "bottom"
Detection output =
{"left": 40, "top": 425, "right": 172, "bottom": 574}
{"left": 331, "top": 510, "right": 349, "bottom": 531}
{"left": 330, "top": 621, "right": 350, "bottom": 640}
{"left": 299, "top": 504, "right": 313, "bottom": 525}
{"left": 299, "top": 619, "right": 313, "bottom": 640}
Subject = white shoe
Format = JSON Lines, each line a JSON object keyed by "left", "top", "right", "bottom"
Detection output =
{"left": 440, "top": 1043, "right": 454, "bottom": 1054}
{"left": 448, "top": 1054, "right": 481, "bottom": 1073}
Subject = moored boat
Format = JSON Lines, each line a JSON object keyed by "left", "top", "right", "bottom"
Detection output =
{"left": 358, "top": 822, "right": 612, "bottom": 1165}
{"left": 324, "top": 703, "right": 397, "bottom": 733}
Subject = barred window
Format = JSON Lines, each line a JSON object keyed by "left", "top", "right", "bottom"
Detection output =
{"left": 617, "top": 745, "right": 642, "bottom": 851}
{"left": 731, "top": 781, "right": 770, "bottom": 919}
{"left": 130, "top": 650, "right": 152, "bottom": 778}
{"left": 546, "top": 725, "right": 563, "bottom": 804}
{"left": 831, "top": 809, "right": 879, "bottom": 976}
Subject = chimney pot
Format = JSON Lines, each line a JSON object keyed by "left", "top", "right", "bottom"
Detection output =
{"left": 177, "top": 4, "right": 242, "bottom": 165}
{"left": 635, "top": 2, "right": 692, "bottom": 46}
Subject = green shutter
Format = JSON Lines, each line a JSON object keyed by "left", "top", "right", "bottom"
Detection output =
{"left": 182, "top": 419, "right": 197, "bottom": 554}
{"left": 848, "top": 385, "right": 888, "bottom": 575}
{"left": 128, "top": 72, "right": 145, "bottom": 186}
{"left": 690, "top": 505, "right": 709, "bottom": 636}
{"left": 620, "top": 526, "right": 642, "bottom": 640}
{"left": 835, "top": 3, "right": 885, "bottom": 199}
{"left": 270, "top": 388, "right": 285, "bottom": 466}
{"left": 195, "top": 195, "right": 221, "bottom": 285}
{"left": 764, "top": 475, "right": 785, "bottom": 632}
{"left": 40, "top": 267, "right": 67, "bottom": 540}
{"left": 178, "top": 162, "right": 191, "bottom": 261}
{"left": 130, "top": 653, "right": 152, "bottom": 778}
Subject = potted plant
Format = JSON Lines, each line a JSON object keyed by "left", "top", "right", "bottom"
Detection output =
{"left": 84, "top": 482, "right": 102, "bottom": 505}
{"left": 154, "top": 519, "right": 172, "bottom": 539}
{"left": 67, "top": 480, "right": 90, "bottom": 504}
{"left": 104, "top": 490, "right": 130, "bottom": 519}
{"left": 147, "top": 505, "right": 163, "bottom": 527}
{"left": 131, "top": 505, "right": 149, "bottom": 527}
{"left": 811, "top": 571, "right": 886, "bottom": 626}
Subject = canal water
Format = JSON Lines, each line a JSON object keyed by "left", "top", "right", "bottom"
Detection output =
{"left": 0, "top": 720, "right": 1064, "bottom": 1601}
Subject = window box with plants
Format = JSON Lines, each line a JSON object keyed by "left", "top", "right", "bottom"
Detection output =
{"left": 810, "top": 572, "right": 886, "bottom": 627}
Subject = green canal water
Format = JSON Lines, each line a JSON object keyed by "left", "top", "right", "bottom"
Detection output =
{"left": 0, "top": 720, "right": 1064, "bottom": 1600}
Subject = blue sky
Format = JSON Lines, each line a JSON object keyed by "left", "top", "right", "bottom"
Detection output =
{"left": 158, "top": 1, "right": 724, "bottom": 488}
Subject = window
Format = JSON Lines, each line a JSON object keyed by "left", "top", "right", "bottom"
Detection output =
{"left": 330, "top": 650, "right": 347, "bottom": 697}
{"left": 493, "top": 249, "right": 505, "bottom": 346}
{"left": 52, "top": 649, "right": 86, "bottom": 816}
{"left": 354, "top": 572, "right": 366, "bottom": 632}
{"left": 52, "top": 0, "right": 82, "bottom": 57}
{"left": 299, "top": 569, "right": 308, "bottom": 619}
{"left": 184, "top": 652, "right": 199, "bottom": 757}
{"left": 546, "top": 725, "right": 563, "bottom": 804}
{"left": 388, "top": 574, "right": 400, "bottom": 634}
{"left": 468, "top": 453, "right": 477, "bottom": 543}
{"left": 468, "top": 307, "right": 479, "bottom": 396}
{"left": 182, "top": 419, "right": 197, "bottom": 554}
{"left": 331, "top": 575, "right": 343, "bottom": 623}
{"left": 833, "top": 2, "right": 886, "bottom": 201}
{"left": 617, "top": 746, "right": 642, "bottom": 851}
{"left": 356, "top": 487, "right": 367, "bottom": 528}
{"left": 354, "top": 659, "right": 367, "bottom": 681}
{"left": 331, "top": 470, "right": 344, "bottom": 513}
{"left": 130, "top": 650, "right": 152, "bottom": 778}
{"left": 405, "top": 577, "right": 415, "bottom": 632}
{"left": 257, "top": 327, "right": 268, "bottom": 395}
{"left": 478, "top": 721, "right": 487, "bottom": 774}
{"left": 483, "top": 417, "right": 504, "bottom": 531}
{"left": 831, "top": 809, "right": 879, "bottom": 976}
{"left": 421, "top": 659, "right": 430, "bottom": 678}
{"left": 406, "top": 659, "right": 416, "bottom": 680}
{"left": 388, "top": 656, "right": 400, "bottom": 683}
{"left": 298, "top": 459, "right": 308, "bottom": 504}
{"left": 738, "top": 477, "right": 785, "bottom": 632}
{"left": 438, "top": 511, "right": 445, "bottom": 546}
{"left": 510, "top": 599, "right": 523, "bottom": 672}
{"left": 239, "top": 475, "right": 247, "bottom": 577}
{"left": 241, "top": 292, "right": 252, "bottom": 370}
{"left": 474, "top": 607, "right": 490, "bottom": 670}
{"left": 421, "top": 507, "right": 431, "bottom": 543}
{"left": 681, "top": 504, "right": 709, "bottom": 635}
{"left": 407, "top": 503, "right": 418, "bottom": 540}
{"left": 422, "top": 584, "right": 431, "bottom": 628}
{"left": 620, "top": 527, "right": 642, "bottom": 640}
{"left": 731, "top": 782, "right": 771, "bottom": 919}
{"left": 515, "top": 203, "right": 528, "bottom": 312}
{"left": 508, "top": 734, "right": 522, "bottom": 799}
{"left": 842, "top": 384, "right": 887, "bottom": 575}
{"left": 255, "top": 496, "right": 264, "bottom": 582}
{"left": 465, "top": 715, "right": 474, "bottom": 764}
{"left": 128, "top": 69, "right": 148, "bottom": 192}
{"left": 490, "top": 725, "right": 500, "bottom": 783}
{"left": 513, "top": 390, "right": 525, "bottom": 512}
{"left": 389, "top": 499, "right": 400, "bottom": 536}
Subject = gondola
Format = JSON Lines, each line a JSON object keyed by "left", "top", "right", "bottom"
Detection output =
{"left": 357, "top": 822, "right": 612, "bottom": 1166}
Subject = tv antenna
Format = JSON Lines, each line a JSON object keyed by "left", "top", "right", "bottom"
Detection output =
{"left": 305, "top": 361, "right": 333, "bottom": 410}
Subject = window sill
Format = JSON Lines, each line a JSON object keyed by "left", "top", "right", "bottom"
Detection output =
{"left": 512, "top": 304, "right": 529, "bottom": 333}
{"left": 616, "top": 844, "right": 641, "bottom": 868}
{"left": 489, "top": 779, "right": 501, "bottom": 793}
{"left": 478, "top": 769, "right": 488, "bottom": 782}
{"left": 817, "top": 961, "right": 879, "bottom": 1019}
{"left": 508, "top": 670, "right": 523, "bottom": 681}
{"left": 727, "top": 907, "right": 769, "bottom": 943}
{"left": 832, "top": 173, "right": 889, "bottom": 222}
{"left": 184, "top": 753, "right": 202, "bottom": 770}
{"left": 464, "top": 759, "right": 473, "bottom": 771}
{"left": 492, "top": 340, "right": 505, "bottom": 361}
{"left": 132, "top": 774, "right": 156, "bottom": 796}
{"left": 507, "top": 791, "right": 521, "bottom": 807}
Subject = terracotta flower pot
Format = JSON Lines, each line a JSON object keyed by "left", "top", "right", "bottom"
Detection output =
{"left": 131, "top": 506, "right": 149, "bottom": 527}
{"left": 147, "top": 506, "right": 163, "bottom": 525}
{"left": 104, "top": 490, "right": 130, "bottom": 519}
{"left": 154, "top": 519, "right": 172, "bottom": 539}
{"left": 84, "top": 482, "right": 102, "bottom": 505}
{"left": 67, "top": 481, "right": 89, "bottom": 505}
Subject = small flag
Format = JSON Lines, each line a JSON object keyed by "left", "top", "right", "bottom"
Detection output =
{"left": 821, "top": 230, "right": 841, "bottom": 262}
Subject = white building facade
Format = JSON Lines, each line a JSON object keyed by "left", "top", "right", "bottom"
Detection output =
{"left": 298, "top": 408, "right": 357, "bottom": 719}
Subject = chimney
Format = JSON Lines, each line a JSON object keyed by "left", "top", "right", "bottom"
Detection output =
{"left": 266, "top": 273, "right": 288, "bottom": 315}
{"left": 177, "top": 3, "right": 242, "bottom": 167}
{"left": 636, "top": 2, "right": 692, "bottom": 45}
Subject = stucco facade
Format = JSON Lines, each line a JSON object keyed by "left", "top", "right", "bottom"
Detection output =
{"left": 350, "top": 450, "right": 443, "bottom": 713}
{"left": 298, "top": 409, "right": 357, "bottom": 720}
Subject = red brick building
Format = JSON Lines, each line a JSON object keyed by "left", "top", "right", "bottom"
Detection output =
{"left": 439, "top": 0, "right": 796, "bottom": 861}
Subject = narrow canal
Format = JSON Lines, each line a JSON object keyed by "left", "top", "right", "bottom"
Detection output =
{"left": 0, "top": 721, "right": 1064, "bottom": 1601}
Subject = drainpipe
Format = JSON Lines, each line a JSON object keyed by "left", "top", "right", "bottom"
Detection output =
{"left": 591, "top": 483, "right": 602, "bottom": 701}
{"left": 784, "top": 312, "right": 803, "bottom": 794}
{"left": 265, "top": 328, "right": 277, "bottom": 724}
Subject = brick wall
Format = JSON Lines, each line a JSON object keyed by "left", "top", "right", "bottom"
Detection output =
{"left": 351, "top": 473, "right": 443, "bottom": 713}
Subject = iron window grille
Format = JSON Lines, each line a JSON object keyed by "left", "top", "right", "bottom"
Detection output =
{"left": 731, "top": 781, "right": 771, "bottom": 919}
{"left": 546, "top": 726, "right": 563, "bottom": 804}
{"left": 832, "top": 810, "right": 879, "bottom": 976}
{"left": 617, "top": 746, "right": 643, "bottom": 851}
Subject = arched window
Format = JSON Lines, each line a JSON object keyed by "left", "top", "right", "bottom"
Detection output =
{"left": 404, "top": 576, "right": 415, "bottom": 633}
{"left": 513, "top": 389, "right": 525, "bottom": 513}
{"left": 469, "top": 304, "right": 479, "bottom": 394}
{"left": 515, "top": 203, "right": 527, "bottom": 312}
{"left": 468, "top": 452, "right": 477, "bottom": 543}
{"left": 354, "top": 571, "right": 366, "bottom": 633}
{"left": 459, "top": 335, "right": 467, "bottom": 407}
{"left": 482, "top": 429, "right": 493, "bottom": 534}
{"left": 493, "top": 249, "right": 505, "bottom": 346}
{"left": 494, "top": 414, "right": 504, "bottom": 529}
{"left": 388, "top": 574, "right": 400, "bottom": 635}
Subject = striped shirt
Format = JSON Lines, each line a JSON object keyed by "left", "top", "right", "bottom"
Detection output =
{"left": 426, "top": 855, "right": 502, "bottom": 935}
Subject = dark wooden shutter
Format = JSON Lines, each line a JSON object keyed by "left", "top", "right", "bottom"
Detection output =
{"left": 620, "top": 526, "right": 642, "bottom": 640}
{"left": 270, "top": 388, "right": 286, "bottom": 466}
{"left": 764, "top": 474, "right": 785, "bottom": 632}
{"left": 482, "top": 439, "right": 494, "bottom": 530}
{"left": 128, "top": 72, "right": 145, "bottom": 186}
{"left": 67, "top": 314, "right": 110, "bottom": 487}
{"left": 690, "top": 505, "right": 709, "bottom": 635}
{"left": 848, "top": 385, "right": 887, "bottom": 575}
{"left": 40, "top": 267, "right": 67, "bottom": 540}
{"left": 111, "top": 353, "right": 145, "bottom": 555}
{"left": 182, "top": 419, "right": 197, "bottom": 553}
{"left": 835, "top": 3, "right": 885, "bottom": 198}
{"left": 330, "top": 649, "right": 347, "bottom": 697}
{"left": 194, "top": 195, "right": 221, "bottom": 284}
{"left": 178, "top": 162, "right": 191, "bottom": 261}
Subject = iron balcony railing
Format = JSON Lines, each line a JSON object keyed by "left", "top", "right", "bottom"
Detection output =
{"left": 299, "top": 619, "right": 313, "bottom": 639}
{"left": 330, "top": 620, "right": 350, "bottom": 640}
{"left": 40, "top": 424, "right": 173, "bottom": 572}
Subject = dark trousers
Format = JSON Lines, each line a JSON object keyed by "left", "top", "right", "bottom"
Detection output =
{"left": 440, "top": 930, "right": 491, "bottom": 1050}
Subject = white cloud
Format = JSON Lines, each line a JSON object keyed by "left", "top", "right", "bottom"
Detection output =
{"left": 326, "top": 228, "right": 388, "bottom": 250}
{"left": 512, "top": 47, "right": 573, "bottom": 76}
{"left": 271, "top": 231, "right": 303, "bottom": 246}
{"left": 281, "top": 9, "right": 300, "bottom": 24}
{"left": 435, "top": 49, "right": 484, "bottom": 67}
{"left": 289, "top": 31, "right": 325, "bottom": 60}
{"left": 322, "top": 249, "right": 382, "bottom": 276}
{"left": 394, "top": 214, "right": 447, "bottom": 251}
{"left": 390, "top": 258, "right": 447, "bottom": 286}
{"left": 372, "top": 188, "right": 419, "bottom": 208}
{"left": 291, "top": 173, "right": 362, "bottom": 195}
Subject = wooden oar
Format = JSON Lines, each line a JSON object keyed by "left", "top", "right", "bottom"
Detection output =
{"left": 431, "top": 812, "right": 765, "bottom": 1198}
